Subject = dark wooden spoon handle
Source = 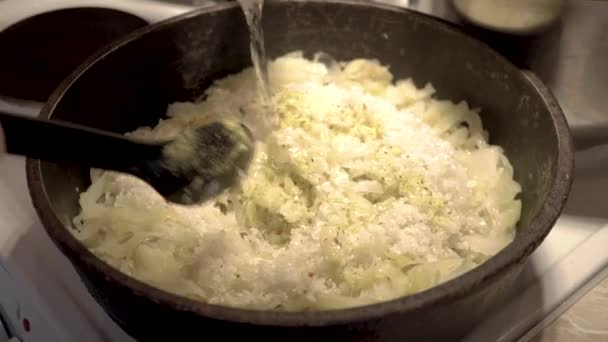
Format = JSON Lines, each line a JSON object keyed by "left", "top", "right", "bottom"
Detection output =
{"left": 0, "top": 110, "right": 162, "bottom": 172}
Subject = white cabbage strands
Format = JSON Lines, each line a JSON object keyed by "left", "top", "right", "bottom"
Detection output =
{"left": 72, "top": 52, "right": 522, "bottom": 311}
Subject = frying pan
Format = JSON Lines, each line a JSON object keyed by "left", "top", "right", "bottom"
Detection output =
{"left": 26, "top": 1, "right": 574, "bottom": 340}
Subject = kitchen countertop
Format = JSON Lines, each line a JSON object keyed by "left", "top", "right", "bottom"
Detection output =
{"left": 530, "top": 275, "right": 608, "bottom": 341}
{"left": 385, "top": 0, "right": 608, "bottom": 340}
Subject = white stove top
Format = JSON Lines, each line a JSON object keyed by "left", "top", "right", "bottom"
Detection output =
{"left": 0, "top": 1, "right": 607, "bottom": 341}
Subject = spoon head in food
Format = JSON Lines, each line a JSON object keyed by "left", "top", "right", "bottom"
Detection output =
{"left": 147, "top": 118, "right": 254, "bottom": 205}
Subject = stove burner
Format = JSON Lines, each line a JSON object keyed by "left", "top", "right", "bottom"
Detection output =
{"left": 0, "top": 7, "right": 148, "bottom": 102}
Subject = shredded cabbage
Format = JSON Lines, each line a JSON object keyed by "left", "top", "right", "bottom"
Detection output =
{"left": 72, "top": 52, "right": 521, "bottom": 310}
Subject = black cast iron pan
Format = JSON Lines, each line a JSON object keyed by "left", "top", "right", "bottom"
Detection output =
{"left": 25, "top": 1, "right": 574, "bottom": 341}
